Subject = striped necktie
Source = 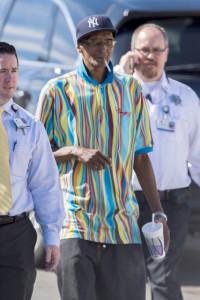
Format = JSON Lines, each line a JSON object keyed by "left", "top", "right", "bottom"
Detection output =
{"left": 0, "top": 107, "right": 13, "bottom": 215}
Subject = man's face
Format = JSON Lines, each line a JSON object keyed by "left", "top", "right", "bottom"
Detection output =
{"left": 0, "top": 53, "right": 18, "bottom": 105}
{"left": 77, "top": 31, "right": 115, "bottom": 71}
{"left": 133, "top": 27, "right": 169, "bottom": 82}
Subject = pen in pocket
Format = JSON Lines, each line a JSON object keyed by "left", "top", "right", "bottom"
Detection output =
{"left": 13, "top": 140, "right": 17, "bottom": 151}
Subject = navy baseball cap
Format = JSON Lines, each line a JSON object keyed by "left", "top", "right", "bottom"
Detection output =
{"left": 76, "top": 14, "right": 118, "bottom": 42}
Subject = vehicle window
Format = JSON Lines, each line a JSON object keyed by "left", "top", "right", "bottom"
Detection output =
{"left": 50, "top": 9, "right": 78, "bottom": 65}
{"left": 1, "top": 0, "right": 56, "bottom": 62}
{"left": 0, "top": 0, "right": 14, "bottom": 29}
{"left": 0, "top": 0, "right": 12, "bottom": 7}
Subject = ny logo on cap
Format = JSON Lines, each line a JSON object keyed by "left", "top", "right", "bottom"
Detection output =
{"left": 88, "top": 17, "right": 99, "bottom": 28}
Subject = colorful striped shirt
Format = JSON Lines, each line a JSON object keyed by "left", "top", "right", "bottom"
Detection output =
{"left": 36, "top": 60, "right": 153, "bottom": 244}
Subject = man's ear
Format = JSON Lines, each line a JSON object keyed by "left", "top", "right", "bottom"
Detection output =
{"left": 165, "top": 47, "right": 169, "bottom": 63}
{"left": 77, "top": 44, "right": 82, "bottom": 53}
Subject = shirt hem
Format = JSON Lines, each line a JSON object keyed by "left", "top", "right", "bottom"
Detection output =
{"left": 135, "top": 146, "right": 153, "bottom": 156}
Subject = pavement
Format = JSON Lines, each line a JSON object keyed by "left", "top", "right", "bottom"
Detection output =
{"left": 32, "top": 235, "right": 200, "bottom": 299}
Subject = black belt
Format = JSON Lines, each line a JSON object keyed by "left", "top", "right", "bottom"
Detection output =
{"left": 0, "top": 212, "right": 29, "bottom": 226}
{"left": 135, "top": 187, "right": 190, "bottom": 204}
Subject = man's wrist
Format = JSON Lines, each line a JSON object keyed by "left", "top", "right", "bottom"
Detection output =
{"left": 154, "top": 211, "right": 168, "bottom": 223}
{"left": 43, "top": 231, "right": 60, "bottom": 248}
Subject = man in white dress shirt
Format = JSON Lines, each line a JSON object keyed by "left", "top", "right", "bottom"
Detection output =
{"left": 115, "top": 24, "right": 200, "bottom": 300}
{"left": 0, "top": 42, "right": 65, "bottom": 300}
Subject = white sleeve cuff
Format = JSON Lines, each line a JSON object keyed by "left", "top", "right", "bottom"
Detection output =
{"left": 43, "top": 231, "right": 60, "bottom": 247}
{"left": 113, "top": 64, "right": 125, "bottom": 74}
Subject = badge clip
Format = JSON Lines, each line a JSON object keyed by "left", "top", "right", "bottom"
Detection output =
{"left": 14, "top": 118, "right": 30, "bottom": 134}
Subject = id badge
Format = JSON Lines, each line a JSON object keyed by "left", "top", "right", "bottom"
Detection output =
{"left": 14, "top": 118, "right": 30, "bottom": 129}
{"left": 157, "top": 120, "right": 175, "bottom": 132}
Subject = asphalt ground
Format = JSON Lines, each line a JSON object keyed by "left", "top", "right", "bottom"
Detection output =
{"left": 32, "top": 235, "right": 200, "bottom": 300}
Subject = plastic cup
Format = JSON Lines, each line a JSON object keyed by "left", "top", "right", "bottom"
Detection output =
{"left": 142, "top": 221, "right": 165, "bottom": 260}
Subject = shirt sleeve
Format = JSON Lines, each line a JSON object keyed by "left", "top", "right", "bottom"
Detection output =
{"left": 113, "top": 64, "right": 125, "bottom": 74}
{"left": 27, "top": 120, "right": 65, "bottom": 247}
{"left": 35, "top": 83, "right": 56, "bottom": 148}
{"left": 134, "top": 82, "right": 153, "bottom": 156}
{"left": 187, "top": 93, "right": 200, "bottom": 186}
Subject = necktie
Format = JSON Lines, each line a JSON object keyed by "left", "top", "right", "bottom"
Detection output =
{"left": 0, "top": 107, "right": 13, "bottom": 215}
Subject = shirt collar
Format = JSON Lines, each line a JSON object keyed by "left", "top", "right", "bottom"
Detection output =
{"left": 133, "top": 71, "right": 171, "bottom": 96}
{"left": 77, "top": 59, "right": 114, "bottom": 86}
{"left": 0, "top": 99, "right": 14, "bottom": 116}
{"left": 160, "top": 71, "right": 171, "bottom": 94}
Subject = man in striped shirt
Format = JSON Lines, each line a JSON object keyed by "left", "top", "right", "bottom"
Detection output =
{"left": 36, "top": 14, "right": 169, "bottom": 300}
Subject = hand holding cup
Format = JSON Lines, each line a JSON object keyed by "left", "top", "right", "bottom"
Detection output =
{"left": 142, "top": 214, "right": 166, "bottom": 260}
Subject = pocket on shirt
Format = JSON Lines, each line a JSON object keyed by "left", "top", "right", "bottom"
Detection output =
{"left": 10, "top": 145, "right": 32, "bottom": 178}
{"left": 174, "top": 116, "right": 189, "bottom": 142}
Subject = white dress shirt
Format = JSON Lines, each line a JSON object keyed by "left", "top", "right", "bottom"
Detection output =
{"left": 114, "top": 66, "right": 200, "bottom": 190}
{"left": 1, "top": 99, "right": 65, "bottom": 247}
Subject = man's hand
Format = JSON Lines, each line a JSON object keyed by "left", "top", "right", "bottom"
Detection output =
{"left": 119, "top": 51, "right": 140, "bottom": 75}
{"left": 163, "top": 222, "right": 170, "bottom": 254}
{"left": 154, "top": 216, "right": 170, "bottom": 254}
{"left": 53, "top": 146, "right": 112, "bottom": 170}
{"left": 75, "top": 147, "right": 112, "bottom": 170}
{"left": 45, "top": 245, "right": 60, "bottom": 271}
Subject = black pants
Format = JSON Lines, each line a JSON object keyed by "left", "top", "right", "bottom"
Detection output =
{"left": 56, "top": 238, "right": 146, "bottom": 300}
{"left": 0, "top": 216, "right": 37, "bottom": 300}
{"left": 138, "top": 199, "right": 189, "bottom": 300}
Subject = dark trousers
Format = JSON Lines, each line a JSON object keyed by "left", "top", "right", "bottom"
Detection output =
{"left": 138, "top": 199, "right": 189, "bottom": 300}
{"left": 0, "top": 216, "right": 37, "bottom": 300}
{"left": 56, "top": 238, "right": 146, "bottom": 300}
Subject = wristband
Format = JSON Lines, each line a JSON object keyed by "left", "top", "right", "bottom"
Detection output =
{"left": 154, "top": 211, "right": 168, "bottom": 222}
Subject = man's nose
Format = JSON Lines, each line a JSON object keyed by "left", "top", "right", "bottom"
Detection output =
{"left": 5, "top": 72, "right": 12, "bottom": 80}
{"left": 98, "top": 43, "right": 107, "bottom": 50}
{"left": 146, "top": 50, "right": 154, "bottom": 58}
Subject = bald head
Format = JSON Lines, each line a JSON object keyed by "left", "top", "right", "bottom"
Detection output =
{"left": 131, "top": 24, "right": 168, "bottom": 50}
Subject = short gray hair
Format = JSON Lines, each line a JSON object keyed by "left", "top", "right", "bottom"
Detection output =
{"left": 131, "top": 23, "right": 169, "bottom": 48}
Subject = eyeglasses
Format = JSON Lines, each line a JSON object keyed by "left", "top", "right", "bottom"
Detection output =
{"left": 83, "top": 38, "right": 117, "bottom": 48}
{"left": 134, "top": 47, "right": 167, "bottom": 56}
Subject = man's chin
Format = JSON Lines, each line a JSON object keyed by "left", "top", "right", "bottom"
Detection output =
{"left": 92, "top": 64, "right": 107, "bottom": 71}
{"left": 142, "top": 70, "right": 158, "bottom": 81}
